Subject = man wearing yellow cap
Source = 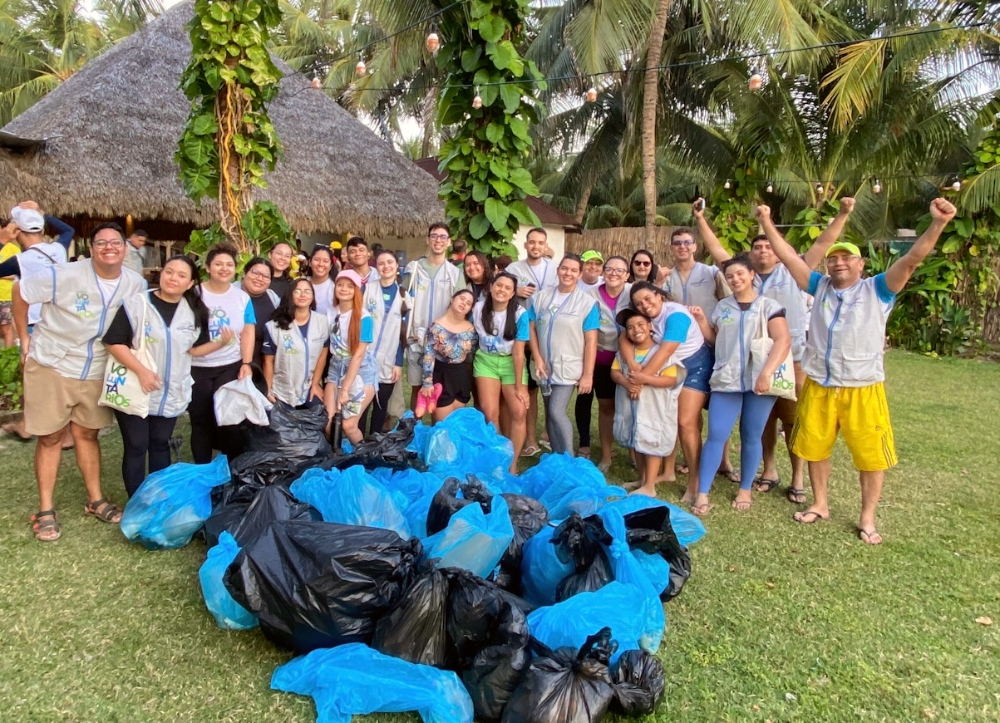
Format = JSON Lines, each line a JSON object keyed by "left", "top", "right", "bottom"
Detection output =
{"left": 757, "top": 198, "right": 957, "bottom": 545}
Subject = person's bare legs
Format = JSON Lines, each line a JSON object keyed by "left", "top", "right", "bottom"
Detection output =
{"left": 477, "top": 377, "right": 503, "bottom": 428}
{"left": 342, "top": 388, "right": 377, "bottom": 444}
{"left": 70, "top": 422, "right": 104, "bottom": 503}
{"left": 596, "top": 397, "right": 615, "bottom": 468}
{"left": 34, "top": 430, "right": 65, "bottom": 511}
{"left": 500, "top": 384, "right": 527, "bottom": 473}
{"left": 432, "top": 399, "right": 464, "bottom": 423}
{"left": 858, "top": 470, "right": 884, "bottom": 544}
{"left": 718, "top": 438, "right": 738, "bottom": 480}
{"left": 795, "top": 458, "right": 831, "bottom": 523}
{"left": 0, "top": 321, "right": 12, "bottom": 347}
{"left": 679, "top": 388, "right": 707, "bottom": 503}
{"left": 524, "top": 387, "right": 539, "bottom": 451}
{"left": 631, "top": 451, "right": 663, "bottom": 497}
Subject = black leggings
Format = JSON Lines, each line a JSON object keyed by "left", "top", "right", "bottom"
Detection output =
{"left": 361, "top": 382, "right": 396, "bottom": 437}
{"left": 114, "top": 411, "right": 178, "bottom": 497}
{"left": 189, "top": 361, "right": 245, "bottom": 464}
{"left": 575, "top": 391, "right": 594, "bottom": 448}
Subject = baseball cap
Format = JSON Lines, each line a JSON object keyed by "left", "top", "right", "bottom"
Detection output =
{"left": 581, "top": 250, "right": 604, "bottom": 263}
{"left": 825, "top": 242, "right": 861, "bottom": 258}
{"left": 10, "top": 206, "right": 44, "bottom": 233}
{"left": 336, "top": 269, "right": 364, "bottom": 289}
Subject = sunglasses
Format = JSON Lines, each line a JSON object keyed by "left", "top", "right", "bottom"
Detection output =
{"left": 671, "top": 240, "right": 696, "bottom": 247}
{"left": 633, "top": 260, "right": 651, "bottom": 267}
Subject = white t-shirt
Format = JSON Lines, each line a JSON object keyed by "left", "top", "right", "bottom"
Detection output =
{"left": 18, "top": 242, "right": 69, "bottom": 324}
{"left": 578, "top": 277, "right": 603, "bottom": 292}
{"left": 192, "top": 285, "right": 254, "bottom": 367}
{"left": 312, "top": 278, "right": 334, "bottom": 315}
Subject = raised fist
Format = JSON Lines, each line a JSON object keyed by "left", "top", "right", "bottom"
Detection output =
{"left": 754, "top": 204, "right": 771, "bottom": 221}
{"left": 929, "top": 197, "right": 957, "bottom": 223}
{"left": 838, "top": 197, "right": 856, "bottom": 215}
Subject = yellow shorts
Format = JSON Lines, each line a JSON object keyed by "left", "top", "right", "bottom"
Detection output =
{"left": 790, "top": 377, "right": 897, "bottom": 472}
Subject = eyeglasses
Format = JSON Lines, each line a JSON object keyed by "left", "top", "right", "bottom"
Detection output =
{"left": 633, "top": 260, "right": 651, "bottom": 267}
{"left": 671, "top": 240, "right": 696, "bottom": 247}
{"left": 246, "top": 269, "right": 271, "bottom": 280}
{"left": 92, "top": 239, "right": 124, "bottom": 249}
{"left": 604, "top": 267, "right": 628, "bottom": 275}
{"left": 428, "top": 233, "right": 450, "bottom": 241}
{"left": 293, "top": 288, "right": 314, "bottom": 295}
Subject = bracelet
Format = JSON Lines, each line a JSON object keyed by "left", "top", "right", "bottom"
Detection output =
{"left": 241, "top": 361, "right": 252, "bottom": 366}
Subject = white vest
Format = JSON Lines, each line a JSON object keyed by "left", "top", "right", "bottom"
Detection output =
{"left": 404, "top": 258, "right": 463, "bottom": 350}
{"left": 265, "top": 312, "right": 330, "bottom": 406}
{"left": 709, "top": 295, "right": 785, "bottom": 393}
{"left": 589, "top": 283, "right": 632, "bottom": 352}
{"left": 364, "top": 280, "right": 404, "bottom": 383}
{"left": 27, "top": 259, "right": 146, "bottom": 380}
{"left": 192, "top": 284, "right": 253, "bottom": 368}
{"left": 803, "top": 275, "right": 894, "bottom": 388}
{"left": 755, "top": 264, "right": 807, "bottom": 362}
{"left": 613, "top": 343, "right": 682, "bottom": 457}
{"left": 507, "top": 258, "right": 558, "bottom": 309}
{"left": 532, "top": 286, "right": 597, "bottom": 385}
{"left": 650, "top": 301, "right": 704, "bottom": 363}
{"left": 18, "top": 242, "right": 69, "bottom": 325}
{"left": 664, "top": 262, "right": 721, "bottom": 318}
{"left": 122, "top": 291, "right": 200, "bottom": 418}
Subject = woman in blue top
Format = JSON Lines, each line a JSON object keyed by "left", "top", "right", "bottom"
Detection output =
{"left": 472, "top": 272, "right": 530, "bottom": 470}
{"left": 528, "top": 254, "right": 600, "bottom": 456}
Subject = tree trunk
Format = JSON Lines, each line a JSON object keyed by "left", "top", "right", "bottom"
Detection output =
{"left": 642, "top": 0, "right": 672, "bottom": 246}
{"left": 575, "top": 172, "right": 596, "bottom": 225}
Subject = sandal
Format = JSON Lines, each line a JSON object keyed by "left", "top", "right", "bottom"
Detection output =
{"left": 858, "top": 528, "right": 883, "bottom": 545}
{"left": 84, "top": 497, "right": 123, "bottom": 524}
{"left": 676, "top": 463, "right": 690, "bottom": 475}
{"left": 786, "top": 486, "right": 807, "bottom": 504}
{"left": 754, "top": 477, "right": 781, "bottom": 493}
{"left": 520, "top": 445, "right": 540, "bottom": 457}
{"left": 719, "top": 468, "right": 741, "bottom": 484}
{"left": 31, "top": 509, "right": 61, "bottom": 541}
{"left": 731, "top": 497, "right": 753, "bottom": 511}
{"left": 691, "top": 502, "right": 714, "bottom": 516}
{"left": 793, "top": 509, "right": 829, "bottom": 524}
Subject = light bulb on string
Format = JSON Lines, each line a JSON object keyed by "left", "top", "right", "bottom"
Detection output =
{"left": 766, "top": 181, "right": 774, "bottom": 194}
{"left": 749, "top": 72, "right": 763, "bottom": 91}
{"left": 724, "top": 180, "right": 731, "bottom": 190}
{"left": 355, "top": 58, "right": 367, "bottom": 77}
{"left": 426, "top": 25, "right": 440, "bottom": 55}
{"left": 815, "top": 182, "right": 825, "bottom": 194}
{"left": 872, "top": 178, "right": 882, "bottom": 194}
{"left": 951, "top": 178, "right": 961, "bottom": 192}
{"left": 472, "top": 87, "right": 482, "bottom": 110}
{"left": 311, "top": 75, "right": 322, "bottom": 90}
{"left": 585, "top": 84, "right": 598, "bottom": 103}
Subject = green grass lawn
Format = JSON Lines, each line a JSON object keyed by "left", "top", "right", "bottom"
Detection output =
{"left": 0, "top": 350, "right": 997, "bottom": 722}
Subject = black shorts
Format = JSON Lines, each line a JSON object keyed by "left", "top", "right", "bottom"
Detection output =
{"left": 433, "top": 359, "right": 473, "bottom": 407}
{"left": 593, "top": 363, "right": 616, "bottom": 400}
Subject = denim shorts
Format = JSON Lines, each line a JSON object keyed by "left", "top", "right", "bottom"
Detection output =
{"left": 680, "top": 343, "right": 713, "bottom": 394}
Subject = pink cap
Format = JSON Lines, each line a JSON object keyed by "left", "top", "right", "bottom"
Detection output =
{"left": 336, "top": 269, "right": 364, "bottom": 289}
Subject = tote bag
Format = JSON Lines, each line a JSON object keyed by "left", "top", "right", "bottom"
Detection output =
{"left": 749, "top": 303, "right": 796, "bottom": 401}
{"left": 99, "top": 295, "right": 157, "bottom": 417}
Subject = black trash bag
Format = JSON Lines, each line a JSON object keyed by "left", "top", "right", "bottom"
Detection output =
{"left": 622, "top": 506, "right": 692, "bottom": 602}
{"left": 243, "top": 401, "right": 331, "bottom": 460}
{"left": 446, "top": 569, "right": 530, "bottom": 722}
{"left": 223, "top": 485, "right": 321, "bottom": 548}
{"left": 551, "top": 513, "right": 615, "bottom": 602}
{"left": 331, "top": 416, "right": 425, "bottom": 471}
{"left": 498, "top": 494, "right": 549, "bottom": 587}
{"left": 224, "top": 520, "right": 422, "bottom": 653}
{"left": 372, "top": 563, "right": 451, "bottom": 667}
{"left": 425, "top": 475, "right": 494, "bottom": 536}
{"left": 609, "top": 649, "right": 666, "bottom": 717}
{"left": 212, "top": 451, "right": 304, "bottom": 511}
{"left": 501, "top": 628, "right": 617, "bottom": 723}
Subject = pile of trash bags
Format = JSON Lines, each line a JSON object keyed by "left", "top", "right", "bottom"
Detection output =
{"left": 120, "top": 407, "right": 705, "bottom": 722}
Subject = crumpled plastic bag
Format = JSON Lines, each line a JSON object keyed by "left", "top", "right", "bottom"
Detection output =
{"left": 225, "top": 520, "right": 421, "bottom": 653}
{"left": 204, "top": 484, "right": 321, "bottom": 549}
{"left": 198, "top": 531, "right": 258, "bottom": 630}
{"left": 209, "top": 451, "right": 306, "bottom": 516}
{"left": 372, "top": 564, "right": 450, "bottom": 667}
{"left": 271, "top": 643, "right": 474, "bottom": 723}
{"left": 121, "top": 455, "right": 230, "bottom": 550}
{"left": 214, "top": 376, "right": 272, "bottom": 426}
{"left": 552, "top": 513, "right": 615, "bottom": 602}
{"left": 425, "top": 408, "right": 513, "bottom": 482}
{"left": 331, "top": 416, "right": 424, "bottom": 471}
{"left": 426, "top": 476, "right": 494, "bottom": 536}
{"left": 601, "top": 494, "right": 705, "bottom": 547}
{"left": 381, "top": 468, "right": 450, "bottom": 539}
{"left": 501, "top": 629, "right": 616, "bottom": 723}
{"left": 526, "top": 581, "right": 659, "bottom": 664}
{"left": 243, "top": 401, "right": 331, "bottom": 460}
{"left": 520, "top": 525, "right": 574, "bottom": 607}
{"left": 497, "top": 493, "right": 548, "bottom": 593}
{"left": 424, "top": 494, "right": 514, "bottom": 578}
{"left": 607, "top": 503, "right": 692, "bottom": 602}
{"left": 610, "top": 649, "right": 666, "bottom": 716}
{"left": 527, "top": 454, "right": 626, "bottom": 519}
{"left": 290, "top": 465, "right": 411, "bottom": 538}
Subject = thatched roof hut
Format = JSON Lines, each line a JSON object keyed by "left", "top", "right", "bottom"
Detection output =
{"left": 0, "top": 0, "right": 442, "bottom": 238}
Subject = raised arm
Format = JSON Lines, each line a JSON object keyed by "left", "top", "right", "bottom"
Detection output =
{"left": 693, "top": 201, "right": 732, "bottom": 265}
{"left": 756, "top": 205, "right": 812, "bottom": 291}
{"left": 803, "top": 197, "right": 856, "bottom": 269}
{"left": 883, "top": 198, "right": 956, "bottom": 294}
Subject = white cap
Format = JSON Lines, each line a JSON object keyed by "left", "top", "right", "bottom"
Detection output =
{"left": 10, "top": 207, "right": 44, "bottom": 233}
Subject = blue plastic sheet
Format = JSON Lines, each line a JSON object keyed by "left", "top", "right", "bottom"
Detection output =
{"left": 198, "top": 532, "right": 258, "bottom": 630}
{"left": 423, "top": 494, "right": 513, "bottom": 577}
{"left": 424, "top": 408, "right": 513, "bottom": 482}
{"left": 290, "top": 465, "right": 410, "bottom": 538}
{"left": 601, "top": 495, "right": 706, "bottom": 547}
{"left": 520, "top": 524, "right": 574, "bottom": 607}
{"left": 527, "top": 581, "right": 660, "bottom": 664}
{"left": 121, "top": 455, "right": 230, "bottom": 550}
{"left": 271, "top": 643, "right": 474, "bottom": 723}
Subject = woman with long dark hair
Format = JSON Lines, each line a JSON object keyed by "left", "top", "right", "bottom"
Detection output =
{"left": 307, "top": 245, "right": 336, "bottom": 315}
{"left": 463, "top": 250, "right": 493, "bottom": 301}
{"left": 362, "top": 249, "right": 407, "bottom": 436}
{"left": 263, "top": 278, "right": 330, "bottom": 409}
{"left": 472, "top": 272, "right": 529, "bottom": 470}
{"left": 240, "top": 257, "right": 279, "bottom": 369}
{"left": 420, "top": 289, "right": 479, "bottom": 422}
{"left": 628, "top": 249, "right": 659, "bottom": 284}
{"left": 103, "top": 256, "right": 227, "bottom": 496}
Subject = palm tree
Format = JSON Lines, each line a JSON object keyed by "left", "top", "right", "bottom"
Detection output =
{"left": 641, "top": 0, "right": 671, "bottom": 244}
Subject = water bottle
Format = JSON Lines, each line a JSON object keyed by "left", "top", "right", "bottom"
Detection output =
{"left": 540, "top": 377, "right": 552, "bottom": 397}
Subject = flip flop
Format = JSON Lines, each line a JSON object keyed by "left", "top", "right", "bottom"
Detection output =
{"left": 520, "top": 445, "right": 540, "bottom": 457}
{"left": 793, "top": 510, "right": 829, "bottom": 524}
{"left": 858, "top": 528, "right": 883, "bottom": 545}
{"left": 786, "top": 486, "right": 807, "bottom": 504}
{"left": 754, "top": 477, "right": 781, "bottom": 493}
{"left": 731, "top": 497, "right": 753, "bottom": 511}
{"left": 719, "top": 468, "right": 741, "bottom": 484}
{"left": 691, "top": 502, "right": 714, "bottom": 516}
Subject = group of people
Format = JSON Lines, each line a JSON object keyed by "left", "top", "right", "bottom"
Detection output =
{"left": 3, "top": 193, "right": 959, "bottom": 546}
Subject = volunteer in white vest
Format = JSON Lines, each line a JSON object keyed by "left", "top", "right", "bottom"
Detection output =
{"left": 403, "top": 222, "right": 464, "bottom": 409}
{"left": 361, "top": 249, "right": 406, "bottom": 436}
{"left": 687, "top": 255, "right": 791, "bottom": 516}
{"left": 573, "top": 249, "right": 604, "bottom": 460}
{"left": 263, "top": 277, "right": 330, "bottom": 409}
{"left": 696, "top": 197, "right": 854, "bottom": 502}
{"left": 240, "top": 257, "right": 280, "bottom": 368}
{"left": 344, "top": 236, "right": 379, "bottom": 287}
{"left": 761, "top": 198, "right": 957, "bottom": 545}
{"left": 13, "top": 222, "right": 146, "bottom": 541}
{"left": 507, "top": 227, "right": 558, "bottom": 456}
{"left": 528, "top": 253, "right": 600, "bottom": 456}
{"left": 190, "top": 244, "right": 256, "bottom": 464}
{"left": 662, "top": 227, "right": 726, "bottom": 318}
{"left": 307, "top": 245, "right": 336, "bottom": 315}
{"left": 103, "top": 256, "right": 224, "bottom": 497}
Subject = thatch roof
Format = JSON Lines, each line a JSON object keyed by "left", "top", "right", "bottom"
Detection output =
{"left": 0, "top": 0, "right": 442, "bottom": 237}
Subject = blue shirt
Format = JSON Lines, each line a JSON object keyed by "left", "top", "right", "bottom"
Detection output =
{"left": 807, "top": 271, "right": 895, "bottom": 304}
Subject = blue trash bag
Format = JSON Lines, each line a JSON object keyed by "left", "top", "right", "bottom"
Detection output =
{"left": 598, "top": 509, "right": 665, "bottom": 653}
{"left": 423, "top": 494, "right": 514, "bottom": 578}
{"left": 535, "top": 456, "right": 626, "bottom": 520}
{"left": 425, "top": 408, "right": 513, "bottom": 482}
{"left": 198, "top": 531, "right": 258, "bottom": 630}
{"left": 632, "top": 548, "right": 672, "bottom": 598}
{"left": 380, "top": 468, "right": 444, "bottom": 539}
{"left": 520, "top": 524, "right": 574, "bottom": 607}
{"left": 271, "top": 643, "right": 474, "bottom": 723}
{"left": 527, "top": 581, "right": 659, "bottom": 664}
{"left": 601, "top": 496, "right": 706, "bottom": 547}
{"left": 518, "top": 452, "right": 610, "bottom": 501}
{"left": 121, "top": 455, "right": 230, "bottom": 550}
{"left": 290, "top": 465, "right": 410, "bottom": 538}
{"left": 407, "top": 417, "right": 433, "bottom": 460}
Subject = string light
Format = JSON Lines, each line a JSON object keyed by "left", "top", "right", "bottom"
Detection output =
{"left": 426, "top": 24, "right": 440, "bottom": 55}
{"left": 951, "top": 178, "right": 962, "bottom": 191}
{"left": 766, "top": 182, "right": 774, "bottom": 193}
{"left": 356, "top": 57, "right": 367, "bottom": 76}
{"left": 815, "top": 182, "right": 825, "bottom": 194}
{"left": 472, "top": 88, "right": 482, "bottom": 109}
{"left": 311, "top": 75, "right": 322, "bottom": 89}
{"left": 749, "top": 73, "right": 763, "bottom": 91}
{"left": 724, "top": 179, "right": 731, "bottom": 189}
{"left": 585, "top": 83, "right": 597, "bottom": 103}
{"left": 872, "top": 178, "right": 882, "bottom": 194}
